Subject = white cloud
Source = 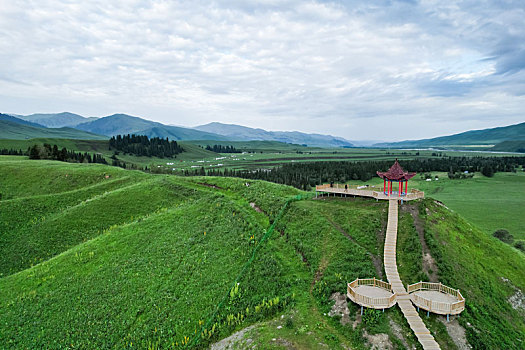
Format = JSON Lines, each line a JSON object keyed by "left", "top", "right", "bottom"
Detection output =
{"left": 0, "top": 0, "right": 524, "bottom": 141}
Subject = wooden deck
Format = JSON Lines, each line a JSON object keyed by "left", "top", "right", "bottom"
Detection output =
{"left": 315, "top": 184, "right": 424, "bottom": 201}
{"left": 347, "top": 278, "right": 397, "bottom": 309}
{"left": 385, "top": 199, "right": 441, "bottom": 350}
{"left": 408, "top": 282, "right": 465, "bottom": 315}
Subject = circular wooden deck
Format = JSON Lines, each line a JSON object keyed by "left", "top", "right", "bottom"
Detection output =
{"left": 408, "top": 282, "right": 465, "bottom": 315}
{"left": 347, "top": 278, "right": 396, "bottom": 309}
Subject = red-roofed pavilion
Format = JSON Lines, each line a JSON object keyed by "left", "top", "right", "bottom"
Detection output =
{"left": 377, "top": 159, "right": 416, "bottom": 197}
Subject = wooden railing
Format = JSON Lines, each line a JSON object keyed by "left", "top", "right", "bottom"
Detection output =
{"left": 347, "top": 278, "right": 397, "bottom": 309}
{"left": 407, "top": 282, "right": 465, "bottom": 315}
{"left": 316, "top": 184, "right": 424, "bottom": 201}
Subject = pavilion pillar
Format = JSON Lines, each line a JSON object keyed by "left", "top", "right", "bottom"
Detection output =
{"left": 405, "top": 181, "right": 407, "bottom": 195}
{"left": 399, "top": 181, "right": 401, "bottom": 197}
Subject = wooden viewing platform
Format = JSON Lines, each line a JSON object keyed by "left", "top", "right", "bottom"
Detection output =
{"left": 315, "top": 184, "right": 424, "bottom": 201}
{"left": 347, "top": 278, "right": 397, "bottom": 310}
{"left": 336, "top": 161, "right": 463, "bottom": 349}
{"left": 408, "top": 282, "right": 465, "bottom": 316}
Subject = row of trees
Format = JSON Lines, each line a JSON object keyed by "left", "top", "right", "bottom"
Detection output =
{"left": 181, "top": 156, "right": 525, "bottom": 190}
{"left": 0, "top": 148, "right": 24, "bottom": 156}
{"left": 28, "top": 144, "right": 108, "bottom": 164}
{"left": 109, "top": 134, "right": 183, "bottom": 158}
{"left": 205, "top": 144, "right": 241, "bottom": 153}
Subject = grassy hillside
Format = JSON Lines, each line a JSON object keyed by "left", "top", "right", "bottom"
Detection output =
{"left": 0, "top": 120, "right": 107, "bottom": 140}
{"left": 0, "top": 157, "right": 523, "bottom": 349}
{"left": 419, "top": 199, "right": 524, "bottom": 349}
{"left": 376, "top": 121, "right": 525, "bottom": 148}
{"left": 0, "top": 113, "right": 44, "bottom": 128}
{"left": 491, "top": 140, "right": 525, "bottom": 153}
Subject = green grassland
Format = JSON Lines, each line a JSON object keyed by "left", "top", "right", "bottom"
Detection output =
{"left": 1, "top": 157, "right": 524, "bottom": 349}
{"left": 3, "top": 137, "right": 520, "bottom": 174}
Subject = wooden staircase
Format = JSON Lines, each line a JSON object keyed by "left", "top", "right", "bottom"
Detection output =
{"left": 384, "top": 199, "right": 440, "bottom": 350}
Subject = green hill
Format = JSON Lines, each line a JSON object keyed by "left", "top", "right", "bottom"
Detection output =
{"left": 17, "top": 112, "right": 97, "bottom": 128}
{"left": 0, "top": 113, "right": 45, "bottom": 128}
{"left": 0, "top": 158, "right": 523, "bottom": 349}
{"left": 75, "top": 114, "right": 228, "bottom": 141}
{"left": 0, "top": 119, "right": 107, "bottom": 140}
{"left": 491, "top": 140, "right": 525, "bottom": 153}
{"left": 375, "top": 121, "right": 525, "bottom": 148}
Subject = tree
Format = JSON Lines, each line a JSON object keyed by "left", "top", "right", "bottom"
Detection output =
{"left": 29, "top": 145, "right": 41, "bottom": 159}
{"left": 481, "top": 165, "right": 495, "bottom": 177}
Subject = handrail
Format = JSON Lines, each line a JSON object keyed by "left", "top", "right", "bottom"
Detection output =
{"left": 316, "top": 184, "right": 424, "bottom": 201}
{"left": 347, "top": 278, "right": 396, "bottom": 309}
{"left": 407, "top": 281, "right": 465, "bottom": 315}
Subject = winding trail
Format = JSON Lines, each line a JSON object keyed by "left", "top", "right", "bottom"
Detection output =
{"left": 384, "top": 199, "right": 440, "bottom": 350}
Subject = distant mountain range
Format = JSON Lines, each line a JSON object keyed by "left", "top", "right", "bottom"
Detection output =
{"left": 194, "top": 122, "right": 354, "bottom": 148}
{"left": 374, "top": 121, "right": 525, "bottom": 148}
{"left": 4, "top": 111, "right": 355, "bottom": 146}
{"left": 1, "top": 114, "right": 45, "bottom": 128}
{"left": 0, "top": 114, "right": 107, "bottom": 140}
{"left": 4, "top": 111, "right": 524, "bottom": 150}
{"left": 75, "top": 114, "right": 229, "bottom": 141}
{"left": 16, "top": 112, "right": 98, "bottom": 128}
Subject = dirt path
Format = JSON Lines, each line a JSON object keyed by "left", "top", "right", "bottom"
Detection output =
{"left": 401, "top": 204, "right": 438, "bottom": 282}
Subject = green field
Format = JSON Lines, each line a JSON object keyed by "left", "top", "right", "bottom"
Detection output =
{"left": 1, "top": 156, "right": 524, "bottom": 349}
{"left": 3, "top": 138, "right": 520, "bottom": 173}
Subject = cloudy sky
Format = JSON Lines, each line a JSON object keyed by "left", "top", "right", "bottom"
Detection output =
{"left": 1, "top": 0, "right": 524, "bottom": 141}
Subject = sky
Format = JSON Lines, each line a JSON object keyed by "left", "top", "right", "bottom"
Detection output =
{"left": 0, "top": 0, "right": 524, "bottom": 142}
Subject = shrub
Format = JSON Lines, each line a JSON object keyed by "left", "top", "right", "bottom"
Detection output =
{"left": 492, "top": 229, "right": 514, "bottom": 244}
{"left": 285, "top": 317, "right": 294, "bottom": 329}
{"left": 362, "top": 308, "right": 382, "bottom": 326}
{"left": 514, "top": 241, "right": 525, "bottom": 252}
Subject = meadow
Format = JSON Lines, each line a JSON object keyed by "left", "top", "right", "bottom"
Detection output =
{"left": 0, "top": 156, "right": 524, "bottom": 349}
{"left": 2, "top": 137, "right": 519, "bottom": 173}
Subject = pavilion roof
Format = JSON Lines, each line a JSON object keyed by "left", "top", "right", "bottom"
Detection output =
{"left": 376, "top": 159, "right": 416, "bottom": 181}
